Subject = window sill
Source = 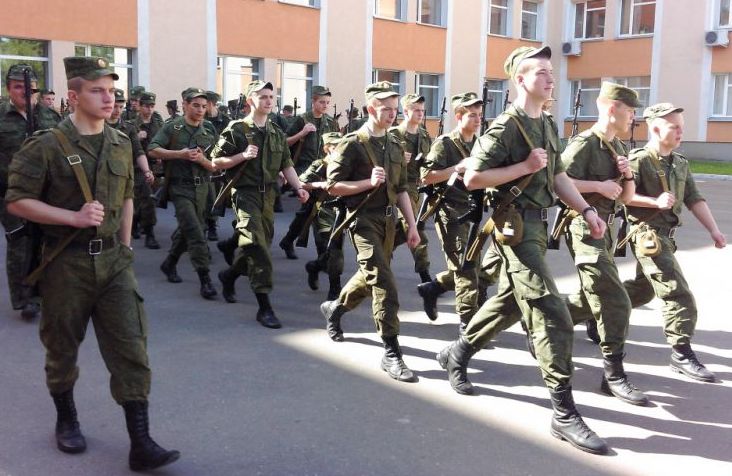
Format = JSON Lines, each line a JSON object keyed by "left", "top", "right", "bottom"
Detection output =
{"left": 708, "top": 116, "right": 732, "bottom": 122}
{"left": 519, "top": 37, "right": 542, "bottom": 42}
{"left": 374, "top": 15, "right": 406, "bottom": 23}
{"left": 416, "top": 21, "right": 446, "bottom": 29}
{"left": 574, "top": 37, "right": 605, "bottom": 42}
{"left": 277, "top": 1, "right": 319, "bottom": 10}
{"left": 617, "top": 33, "right": 654, "bottom": 39}
{"left": 487, "top": 33, "right": 510, "bottom": 38}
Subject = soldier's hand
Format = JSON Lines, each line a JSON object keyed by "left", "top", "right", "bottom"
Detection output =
{"left": 615, "top": 155, "right": 630, "bottom": 175}
{"left": 525, "top": 148, "right": 548, "bottom": 173}
{"left": 598, "top": 180, "right": 623, "bottom": 200}
{"left": 302, "top": 123, "right": 317, "bottom": 135}
{"left": 371, "top": 166, "right": 386, "bottom": 187}
{"left": 242, "top": 145, "right": 258, "bottom": 160}
{"left": 455, "top": 159, "right": 469, "bottom": 175}
{"left": 143, "top": 170, "right": 155, "bottom": 185}
{"left": 75, "top": 201, "right": 105, "bottom": 228}
{"left": 656, "top": 192, "right": 675, "bottom": 210}
{"left": 711, "top": 230, "right": 727, "bottom": 249}
{"left": 138, "top": 130, "right": 148, "bottom": 140}
{"left": 404, "top": 151, "right": 412, "bottom": 164}
{"left": 585, "top": 210, "right": 606, "bottom": 239}
{"left": 181, "top": 148, "right": 200, "bottom": 162}
{"left": 406, "top": 226, "right": 421, "bottom": 250}
{"left": 296, "top": 187, "right": 310, "bottom": 204}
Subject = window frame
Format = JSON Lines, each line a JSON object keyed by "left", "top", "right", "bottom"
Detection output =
{"left": 417, "top": 0, "right": 447, "bottom": 27}
{"left": 618, "top": 0, "right": 656, "bottom": 37}
{"left": 489, "top": 0, "right": 511, "bottom": 37}
{"left": 573, "top": 0, "right": 607, "bottom": 40}
{"left": 712, "top": 73, "right": 732, "bottom": 117}
{"left": 568, "top": 79, "right": 602, "bottom": 119}
{"left": 719, "top": 0, "right": 732, "bottom": 28}
{"left": 374, "top": 0, "right": 406, "bottom": 21}
{"left": 484, "top": 79, "right": 508, "bottom": 119}
{"left": 415, "top": 72, "right": 443, "bottom": 118}
{"left": 277, "top": 60, "right": 315, "bottom": 113}
{"left": 372, "top": 69, "right": 405, "bottom": 96}
{"left": 217, "top": 55, "right": 261, "bottom": 103}
{"left": 0, "top": 37, "right": 50, "bottom": 91}
{"left": 278, "top": 0, "right": 320, "bottom": 8}
{"left": 520, "top": 0, "right": 541, "bottom": 41}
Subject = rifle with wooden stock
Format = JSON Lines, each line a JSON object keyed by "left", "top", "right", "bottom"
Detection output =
{"left": 612, "top": 117, "right": 639, "bottom": 257}
{"left": 415, "top": 96, "right": 448, "bottom": 230}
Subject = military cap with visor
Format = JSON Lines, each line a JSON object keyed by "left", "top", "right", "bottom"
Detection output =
{"left": 63, "top": 56, "right": 119, "bottom": 81}
{"left": 6, "top": 63, "right": 39, "bottom": 83}
{"left": 451, "top": 92, "right": 483, "bottom": 110}
{"left": 129, "top": 85, "right": 146, "bottom": 99}
{"left": 245, "top": 80, "right": 274, "bottom": 97}
{"left": 400, "top": 94, "right": 425, "bottom": 108}
{"left": 182, "top": 87, "right": 207, "bottom": 101}
{"left": 205, "top": 90, "right": 220, "bottom": 102}
{"left": 166, "top": 99, "right": 179, "bottom": 112}
{"left": 643, "top": 102, "right": 684, "bottom": 121}
{"left": 113, "top": 88, "right": 126, "bottom": 103}
{"left": 364, "top": 81, "right": 399, "bottom": 101}
{"left": 312, "top": 85, "right": 331, "bottom": 97}
{"left": 503, "top": 45, "right": 552, "bottom": 78}
{"left": 599, "top": 81, "right": 642, "bottom": 108}
{"left": 139, "top": 92, "right": 156, "bottom": 105}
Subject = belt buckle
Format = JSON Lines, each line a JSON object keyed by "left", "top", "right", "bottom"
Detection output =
{"left": 258, "top": 183, "right": 266, "bottom": 193}
{"left": 194, "top": 177, "right": 202, "bottom": 186}
{"left": 540, "top": 208, "right": 548, "bottom": 222}
{"left": 385, "top": 205, "right": 393, "bottom": 217}
{"left": 88, "top": 238, "right": 103, "bottom": 255}
{"left": 668, "top": 227, "right": 677, "bottom": 239}
{"left": 607, "top": 213, "right": 615, "bottom": 225}
{"left": 509, "top": 186, "right": 522, "bottom": 197}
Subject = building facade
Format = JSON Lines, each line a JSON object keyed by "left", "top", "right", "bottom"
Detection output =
{"left": 2, "top": 0, "right": 731, "bottom": 157}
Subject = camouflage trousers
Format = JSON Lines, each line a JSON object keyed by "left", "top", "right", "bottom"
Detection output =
{"left": 393, "top": 189, "right": 430, "bottom": 274}
{"left": 311, "top": 205, "right": 344, "bottom": 277}
{"left": 1, "top": 196, "right": 40, "bottom": 310}
{"left": 133, "top": 169, "right": 157, "bottom": 230}
{"left": 169, "top": 184, "right": 211, "bottom": 272}
{"left": 435, "top": 242, "right": 502, "bottom": 291}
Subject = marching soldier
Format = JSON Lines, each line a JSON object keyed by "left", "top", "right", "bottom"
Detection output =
{"left": 438, "top": 46, "right": 610, "bottom": 454}
{"left": 165, "top": 99, "right": 179, "bottom": 122}
{"left": 420, "top": 92, "right": 483, "bottom": 334}
{"left": 133, "top": 91, "right": 163, "bottom": 249}
{"left": 6, "top": 56, "right": 179, "bottom": 471}
{"left": 561, "top": 82, "right": 649, "bottom": 405}
{"left": 623, "top": 103, "right": 727, "bottom": 382}
{"left": 319, "top": 81, "right": 421, "bottom": 383}
{"left": 148, "top": 88, "right": 219, "bottom": 300}
{"left": 0, "top": 64, "right": 62, "bottom": 320}
{"left": 212, "top": 80, "right": 309, "bottom": 329}
{"left": 389, "top": 94, "right": 433, "bottom": 284}
{"left": 278, "top": 86, "right": 340, "bottom": 259}
{"left": 203, "top": 90, "right": 230, "bottom": 241}
{"left": 121, "top": 85, "right": 145, "bottom": 121}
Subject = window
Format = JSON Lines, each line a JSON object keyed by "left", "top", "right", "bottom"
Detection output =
{"left": 279, "top": 0, "right": 319, "bottom": 7}
{"left": 0, "top": 37, "right": 48, "bottom": 91}
{"left": 569, "top": 79, "right": 602, "bottom": 117}
{"left": 720, "top": 0, "right": 731, "bottom": 27}
{"left": 713, "top": 74, "right": 732, "bottom": 116}
{"left": 418, "top": 0, "right": 445, "bottom": 27}
{"left": 375, "top": 0, "right": 405, "bottom": 20}
{"left": 611, "top": 76, "right": 650, "bottom": 114}
{"left": 217, "top": 56, "right": 260, "bottom": 102}
{"left": 489, "top": 0, "right": 510, "bottom": 36}
{"left": 620, "top": 0, "right": 655, "bottom": 36}
{"left": 484, "top": 80, "right": 507, "bottom": 118}
{"left": 75, "top": 44, "right": 133, "bottom": 93}
{"left": 416, "top": 73, "right": 442, "bottom": 117}
{"left": 276, "top": 61, "right": 314, "bottom": 113}
{"left": 373, "top": 69, "right": 404, "bottom": 95}
{"left": 574, "top": 1, "right": 606, "bottom": 39}
{"left": 521, "top": 1, "right": 540, "bottom": 40}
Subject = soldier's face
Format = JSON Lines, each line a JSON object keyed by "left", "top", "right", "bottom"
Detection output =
{"left": 517, "top": 58, "right": 554, "bottom": 101}
{"left": 140, "top": 103, "right": 155, "bottom": 119}
{"left": 406, "top": 104, "right": 425, "bottom": 125}
{"left": 185, "top": 97, "right": 207, "bottom": 122}
{"left": 369, "top": 96, "right": 398, "bottom": 129}
{"left": 610, "top": 102, "right": 635, "bottom": 134}
{"left": 6, "top": 79, "right": 38, "bottom": 109}
{"left": 457, "top": 105, "right": 482, "bottom": 134}
{"left": 130, "top": 99, "right": 140, "bottom": 111}
{"left": 654, "top": 113, "right": 684, "bottom": 149}
{"left": 249, "top": 88, "right": 274, "bottom": 115}
{"left": 312, "top": 95, "right": 330, "bottom": 116}
{"left": 42, "top": 93, "right": 55, "bottom": 108}
{"left": 69, "top": 76, "right": 115, "bottom": 120}
{"left": 111, "top": 101, "right": 125, "bottom": 120}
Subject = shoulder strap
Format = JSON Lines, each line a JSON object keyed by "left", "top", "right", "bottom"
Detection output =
{"left": 450, "top": 133, "right": 471, "bottom": 160}
{"left": 591, "top": 128, "right": 619, "bottom": 159}
{"left": 495, "top": 114, "right": 536, "bottom": 204}
{"left": 50, "top": 129, "right": 94, "bottom": 203}
{"left": 646, "top": 148, "right": 670, "bottom": 193}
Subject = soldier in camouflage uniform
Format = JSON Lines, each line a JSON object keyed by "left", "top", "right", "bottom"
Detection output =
{"left": 0, "top": 64, "right": 62, "bottom": 320}
{"left": 561, "top": 82, "right": 649, "bottom": 406}
{"left": 165, "top": 99, "right": 179, "bottom": 122}
{"left": 121, "top": 85, "right": 145, "bottom": 122}
{"left": 6, "top": 56, "right": 179, "bottom": 471}
{"left": 438, "top": 46, "right": 610, "bottom": 454}
{"left": 213, "top": 80, "right": 309, "bottom": 329}
{"left": 624, "top": 103, "right": 726, "bottom": 382}
{"left": 132, "top": 91, "right": 162, "bottom": 249}
{"left": 203, "top": 90, "right": 230, "bottom": 241}
{"left": 319, "top": 82, "right": 421, "bottom": 383}
{"left": 148, "top": 88, "right": 219, "bottom": 300}
{"left": 389, "top": 94, "right": 432, "bottom": 284}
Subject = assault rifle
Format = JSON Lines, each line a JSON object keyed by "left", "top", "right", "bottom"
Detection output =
{"left": 612, "top": 117, "right": 639, "bottom": 257}
{"left": 295, "top": 161, "right": 329, "bottom": 248}
{"left": 346, "top": 99, "right": 355, "bottom": 133}
{"left": 415, "top": 96, "right": 448, "bottom": 230}
{"left": 23, "top": 68, "right": 35, "bottom": 137}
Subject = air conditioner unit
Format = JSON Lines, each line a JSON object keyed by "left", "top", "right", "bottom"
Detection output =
{"left": 562, "top": 40, "right": 582, "bottom": 56}
{"left": 705, "top": 30, "right": 730, "bottom": 47}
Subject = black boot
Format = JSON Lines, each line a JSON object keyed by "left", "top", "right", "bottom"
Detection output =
{"left": 600, "top": 355, "right": 649, "bottom": 406}
{"left": 206, "top": 221, "right": 218, "bottom": 242}
{"left": 197, "top": 269, "right": 217, "bottom": 300}
{"left": 218, "top": 268, "right": 238, "bottom": 303}
{"left": 670, "top": 344, "right": 716, "bottom": 382}
{"left": 549, "top": 386, "right": 609, "bottom": 455}
{"left": 143, "top": 227, "right": 160, "bottom": 249}
{"left": 326, "top": 275, "right": 342, "bottom": 301}
{"left": 20, "top": 301, "right": 41, "bottom": 320}
{"left": 217, "top": 236, "right": 237, "bottom": 266}
{"left": 305, "top": 261, "right": 319, "bottom": 290}
{"left": 131, "top": 218, "right": 140, "bottom": 239}
{"left": 123, "top": 401, "right": 180, "bottom": 472}
{"left": 585, "top": 319, "right": 601, "bottom": 344}
{"left": 458, "top": 314, "right": 471, "bottom": 336}
{"left": 51, "top": 389, "right": 86, "bottom": 454}
{"left": 436, "top": 336, "right": 477, "bottom": 395}
{"left": 160, "top": 255, "right": 182, "bottom": 283}
{"left": 520, "top": 319, "right": 536, "bottom": 360}
{"left": 255, "top": 293, "right": 282, "bottom": 329}
{"left": 417, "top": 280, "right": 445, "bottom": 322}
{"left": 418, "top": 270, "right": 432, "bottom": 283}
{"left": 320, "top": 300, "right": 346, "bottom": 342}
{"left": 381, "top": 336, "right": 418, "bottom": 382}
{"left": 273, "top": 194, "right": 283, "bottom": 213}
{"left": 279, "top": 235, "right": 298, "bottom": 259}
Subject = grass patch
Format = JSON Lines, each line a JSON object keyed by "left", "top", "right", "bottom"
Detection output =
{"left": 689, "top": 160, "right": 732, "bottom": 175}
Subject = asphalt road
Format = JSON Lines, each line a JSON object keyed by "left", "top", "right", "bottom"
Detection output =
{"left": 1, "top": 179, "right": 731, "bottom": 476}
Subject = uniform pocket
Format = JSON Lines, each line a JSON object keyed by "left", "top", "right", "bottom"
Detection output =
{"left": 107, "top": 158, "right": 129, "bottom": 207}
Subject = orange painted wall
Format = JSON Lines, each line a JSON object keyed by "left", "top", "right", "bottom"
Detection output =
{"left": 373, "top": 20, "right": 445, "bottom": 72}
{"left": 706, "top": 122, "right": 732, "bottom": 143}
{"left": 0, "top": 0, "right": 137, "bottom": 46}
{"left": 711, "top": 32, "right": 732, "bottom": 73}
{"left": 562, "top": 120, "right": 648, "bottom": 144}
{"left": 486, "top": 37, "right": 538, "bottom": 79}
{"left": 567, "top": 38, "right": 652, "bottom": 79}
{"left": 217, "top": 0, "right": 319, "bottom": 62}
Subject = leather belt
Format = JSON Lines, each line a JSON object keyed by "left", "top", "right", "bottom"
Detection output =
{"left": 520, "top": 207, "right": 549, "bottom": 222}
{"left": 45, "top": 236, "right": 118, "bottom": 255}
{"left": 167, "top": 176, "right": 212, "bottom": 186}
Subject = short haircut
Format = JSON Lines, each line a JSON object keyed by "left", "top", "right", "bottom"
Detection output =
{"left": 67, "top": 77, "right": 84, "bottom": 92}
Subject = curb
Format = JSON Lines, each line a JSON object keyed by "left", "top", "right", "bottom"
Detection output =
{"left": 692, "top": 173, "right": 732, "bottom": 181}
